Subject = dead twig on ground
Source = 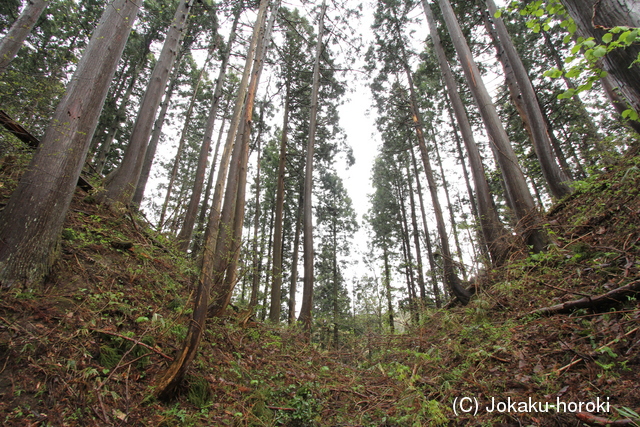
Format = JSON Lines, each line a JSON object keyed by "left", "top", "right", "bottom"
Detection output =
{"left": 91, "top": 328, "right": 173, "bottom": 361}
{"left": 576, "top": 411, "right": 634, "bottom": 426}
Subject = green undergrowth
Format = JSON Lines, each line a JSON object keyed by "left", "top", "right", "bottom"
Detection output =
{"left": 0, "top": 155, "right": 639, "bottom": 426}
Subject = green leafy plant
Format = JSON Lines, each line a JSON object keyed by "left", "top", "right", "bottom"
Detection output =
{"left": 506, "top": 0, "right": 640, "bottom": 121}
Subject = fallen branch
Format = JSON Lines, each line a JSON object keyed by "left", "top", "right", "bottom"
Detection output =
{"left": 576, "top": 412, "right": 634, "bottom": 426}
{"left": 266, "top": 406, "right": 296, "bottom": 412}
{"left": 530, "top": 280, "right": 640, "bottom": 317}
{"left": 91, "top": 328, "right": 173, "bottom": 361}
{"left": 0, "top": 109, "right": 39, "bottom": 148}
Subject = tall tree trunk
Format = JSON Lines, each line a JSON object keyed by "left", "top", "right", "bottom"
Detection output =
{"left": 191, "top": 110, "right": 229, "bottom": 258}
{"left": 395, "top": 26, "right": 471, "bottom": 304}
{"left": 485, "top": 0, "right": 573, "bottom": 199}
{"left": 0, "top": 0, "right": 48, "bottom": 74}
{"left": 422, "top": 0, "right": 512, "bottom": 267}
{"left": 0, "top": 0, "right": 141, "bottom": 287}
{"left": 202, "top": 2, "right": 270, "bottom": 271}
{"left": 131, "top": 51, "right": 184, "bottom": 207}
{"left": 269, "top": 82, "right": 291, "bottom": 322}
{"left": 560, "top": 0, "right": 640, "bottom": 113}
{"left": 298, "top": 0, "right": 327, "bottom": 329}
{"left": 404, "top": 160, "right": 426, "bottom": 302}
{"left": 446, "top": 102, "right": 491, "bottom": 266}
{"left": 436, "top": 0, "right": 547, "bottom": 253}
{"left": 431, "top": 129, "right": 467, "bottom": 280}
{"left": 154, "top": 0, "right": 271, "bottom": 400}
{"left": 396, "top": 176, "right": 418, "bottom": 320}
{"left": 259, "top": 203, "right": 275, "bottom": 320}
{"left": 383, "top": 246, "right": 394, "bottom": 333}
{"left": 409, "top": 142, "right": 441, "bottom": 307}
{"left": 101, "top": 0, "right": 194, "bottom": 206}
{"left": 176, "top": 6, "right": 242, "bottom": 250}
{"left": 331, "top": 215, "right": 339, "bottom": 347}
{"left": 208, "top": 0, "right": 276, "bottom": 317}
{"left": 158, "top": 51, "right": 210, "bottom": 230}
{"left": 288, "top": 190, "right": 303, "bottom": 324}
{"left": 249, "top": 102, "right": 266, "bottom": 312}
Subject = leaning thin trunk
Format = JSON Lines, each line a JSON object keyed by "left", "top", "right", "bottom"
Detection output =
{"left": 101, "top": 0, "right": 194, "bottom": 206}
{"left": 131, "top": 50, "right": 184, "bottom": 207}
{"left": 0, "top": 0, "right": 49, "bottom": 74}
{"left": 409, "top": 143, "right": 441, "bottom": 307}
{"left": 394, "top": 19, "right": 470, "bottom": 304}
{"left": 176, "top": 6, "right": 241, "bottom": 251}
{"left": 485, "top": 0, "right": 572, "bottom": 199}
{"left": 158, "top": 50, "right": 210, "bottom": 230}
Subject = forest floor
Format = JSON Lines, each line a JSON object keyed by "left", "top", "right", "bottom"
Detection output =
{"left": 0, "top": 149, "right": 640, "bottom": 426}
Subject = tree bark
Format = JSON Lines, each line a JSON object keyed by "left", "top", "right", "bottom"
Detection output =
{"left": 0, "top": 0, "right": 141, "bottom": 287}
{"left": 101, "top": 0, "right": 194, "bottom": 207}
{"left": 560, "top": 0, "right": 640, "bottom": 113}
{"left": 298, "top": 1, "right": 327, "bottom": 329}
{"left": 0, "top": 0, "right": 48, "bottom": 74}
